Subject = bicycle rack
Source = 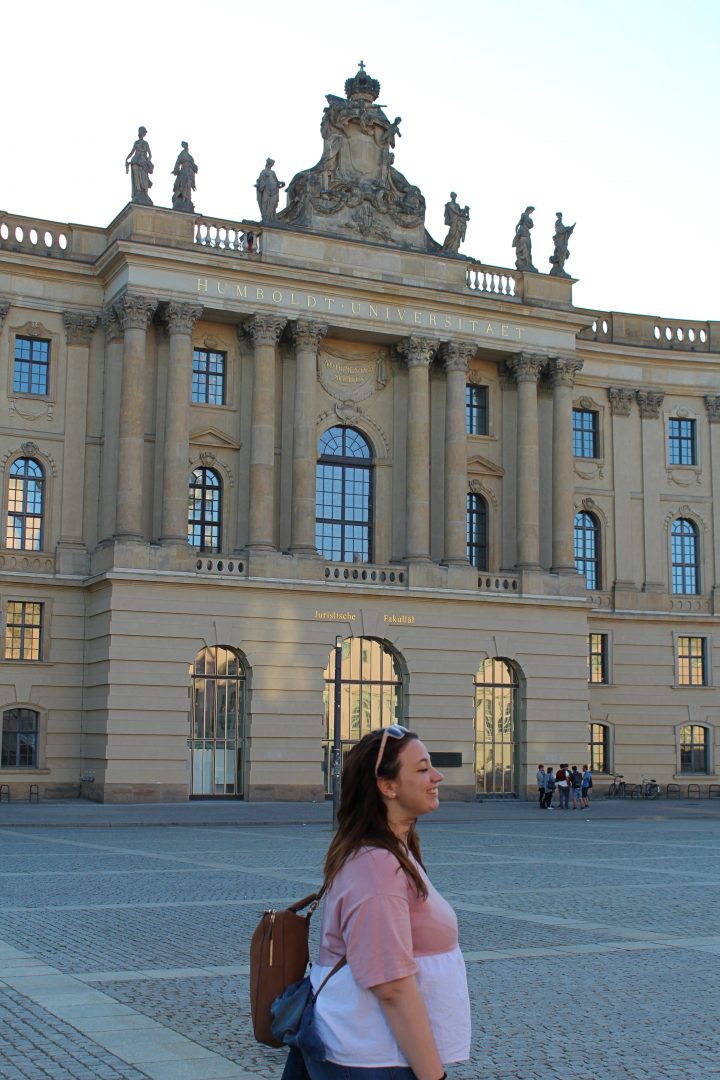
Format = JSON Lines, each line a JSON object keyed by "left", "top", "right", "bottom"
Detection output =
{"left": 27, "top": 784, "right": 39, "bottom": 803}
{"left": 0, "top": 783, "right": 10, "bottom": 803}
{"left": 709, "top": 784, "right": 720, "bottom": 800}
{"left": 630, "top": 784, "right": 642, "bottom": 798}
{"left": 666, "top": 783, "right": 680, "bottom": 799}
{"left": 687, "top": 783, "right": 701, "bottom": 799}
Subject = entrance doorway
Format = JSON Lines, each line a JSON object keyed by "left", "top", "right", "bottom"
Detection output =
{"left": 474, "top": 657, "right": 518, "bottom": 795}
{"left": 189, "top": 645, "right": 246, "bottom": 797}
{"left": 322, "top": 637, "right": 403, "bottom": 795}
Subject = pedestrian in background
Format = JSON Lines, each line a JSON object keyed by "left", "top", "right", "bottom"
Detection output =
{"left": 570, "top": 766, "right": 583, "bottom": 809}
{"left": 582, "top": 765, "right": 593, "bottom": 808}
{"left": 536, "top": 765, "right": 546, "bottom": 808}
{"left": 543, "top": 767, "right": 556, "bottom": 809}
{"left": 556, "top": 764, "right": 571, "bottom": 809}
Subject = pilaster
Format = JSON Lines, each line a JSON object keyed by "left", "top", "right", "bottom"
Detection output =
{"left": 441, "top": 341, "right": 476, "bottom": 565}
{"left": 243, "top": 314, "right": 287, "bottom": 551}
{"left": 548, "top": 355, "right": 583, "bottom": 574}
{"left": 637, "top": 388, "right": 665, "bottom": 591}
{"left": 290, "top": 319, "right": 328, "bottom": 555}
{"left": 160, "top": 301, "right": 203, "bottom": 546}
{"left": 397, "top": 336, "right": 438, "bottom": 562}
{"left": 505, "top": 352, "right": 545, "bottom": 569}
{"left": 608, "top": 386, "right": 636, "bottom": 594}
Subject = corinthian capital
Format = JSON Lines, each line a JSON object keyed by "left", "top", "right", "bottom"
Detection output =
{"left": 607, "top": 386, "right": 635, "bottom": 417}
{"left": 164, "top": 301, "right": 203, "bottom": 335}
{"left": 505, "top": 351, "right": 545, "bottom": 384}
{"left": 440, "top": 340, "right": 477, "bottom": 373}
{"left": 101, "top": 305, "right": 122, "bottom": 342}
{"left": 243, "top": 314, "right": 287, "bottom": 347}
{"left": 291, "top": 319, "right": 328, "bottom": 351}
{"left": 0, "top": 301, "right": 9, "bottom": 329}
{"left": 63, "top": 311, "right": 98, "bottom": 346}
{"left": 396, "top": 335, "right": 438, "bottom": 368}
{"left": 704, "top": 395, "right": 720, "bottom": 423}
{"left": 114, "top": 293, "right": 158, "bottom": 332}
{"left": 547, "top": 355, "right": 583, "bottom": 388}
{"left": 636, "top": 389, "right": 664, "bottom": 418}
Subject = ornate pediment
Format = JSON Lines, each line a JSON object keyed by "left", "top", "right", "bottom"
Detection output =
{"left": 278, "top": 64, "right": 437, "bottom": 252}
{"left": 189, "top": 428, "right": 241, "bottom": 451}
{"left": 467, "top": 454, "right": 504, "bottom": 478}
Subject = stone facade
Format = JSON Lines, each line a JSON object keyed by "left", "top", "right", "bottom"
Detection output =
{"left": 0, "top": 103, "right": 718, "bottom": 803}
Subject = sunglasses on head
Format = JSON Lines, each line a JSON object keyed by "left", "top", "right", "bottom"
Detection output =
{"left": 374, "top": 724, "right": 410, "bottom": 777}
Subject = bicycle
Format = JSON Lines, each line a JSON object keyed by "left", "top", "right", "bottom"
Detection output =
{"left": 607, "top": 775, "right": 626, "bottom": 798}
{"left": 630, "top": 775, "right": 661, "bottom": 799}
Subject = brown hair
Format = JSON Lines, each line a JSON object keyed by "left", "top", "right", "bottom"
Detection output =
{"left": 323, "top": 728, "right": 428, "bottom": 899}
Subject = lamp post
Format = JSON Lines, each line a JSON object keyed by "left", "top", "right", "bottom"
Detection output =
{"left": 332, "top": 633, "right": 343, "bottom": 829}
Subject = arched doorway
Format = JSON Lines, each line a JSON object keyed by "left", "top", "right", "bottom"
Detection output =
{"left": 474, "top": 657, "right": 518, "bottom": 795}
{"left": 189, "top": 645, "right": 247, "bottom": 798}
{"left": 322, "top": 637, "right": 403, "bottom": 795}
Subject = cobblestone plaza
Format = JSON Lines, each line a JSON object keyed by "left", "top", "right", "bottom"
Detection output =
{"left": 1, "top": 801, "right": 719, "bottom": 1079}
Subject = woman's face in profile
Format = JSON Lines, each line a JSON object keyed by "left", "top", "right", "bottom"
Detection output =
{"left": 388, "top": 738, "right": 444, "bottom": 818}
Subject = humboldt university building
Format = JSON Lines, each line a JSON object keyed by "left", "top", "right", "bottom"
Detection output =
{"left": 1, "top": 68, "right": 718, "bottom": 801}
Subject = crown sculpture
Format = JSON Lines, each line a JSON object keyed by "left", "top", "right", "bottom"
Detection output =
{"left": 279, "top": 63, "right": 438, "bottom": 252}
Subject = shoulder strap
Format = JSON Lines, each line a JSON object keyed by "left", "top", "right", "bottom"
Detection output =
{"left": 287, "top": 886, "right": 325, "bottom": 915}
{"left": 312, "top": 956, "right": 347, "bottom": 1001}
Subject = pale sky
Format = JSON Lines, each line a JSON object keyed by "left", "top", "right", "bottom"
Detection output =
{"left": 3, "top": 0, "right": 718, "bottom": 321}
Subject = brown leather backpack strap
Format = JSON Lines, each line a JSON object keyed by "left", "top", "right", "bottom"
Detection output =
{"left": 287, "top": 891, "right": 321, "bottom": 914}
{"left": 312, "top": 956, "right": 347, "bottom": 1001}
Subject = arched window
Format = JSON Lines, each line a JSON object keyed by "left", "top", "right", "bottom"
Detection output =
{"left": 1, "top": 708, "right": 39, "bottom": 768}
{"left": 188, "top": 467, "right": 221, "bottom": 552}
{"left": 680, "top": 725, "right": 708, "bottom": 773}
{"left": 671, "top": 518, "right": 699, "bottom": 594}
{"left": 474, "top": 658, "right": 518, "bottom": 795}
{"left": 467, "top": 493, "right": 488, "bottom": 570}
{"left": 322, "top": 637, "right": 402, "bottom": 795}
{"left": 6, "top": 458, "right": 44, "bottom": 551}
{"left": 574, "top": 511, "right": 601, "bottom": 589}
{"left": 316, "top": 426, "right": 373, "bottom": 563}
{"left": 189, "top": 646, "right": 246, "bottom": 797}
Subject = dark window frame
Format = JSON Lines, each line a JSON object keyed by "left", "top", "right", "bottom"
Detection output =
{"left": 4, "top": 601, "right": 43, "bottom": 661}
{"left": 467, "top": 492, "right": 488, "bottom": 570}
{"left": 13, "top": 337, "right": 50, "bottom": 396}
{"left": 671, "top": 518, "right": 699, "bottom": 595}
{"left": 588, "top": 632, "right": 608, "bottom": 684}
{"left": 574, "top": 511, "right": 601, "bottom": 590}
{"left": 588, "top": 722, "right": 609, "bottom": 773}
{"left": 680, "top": 724, "right": 709, "bottom": 773}
{"left": 192, "top": 348, "right": 226, "bottom": 406}
{"left": 466, "top": 384, "right": 488, "bottom": 436}
{"left": 316, "top": 426, "right": 373, "bottom": 564}
{"left": 677, "top": 635, "right": 707, "bottom": 687}
{"left": 188, "top": 467, "right": 221, "bottom": 553}
{"left": 573, "top": 409, "right": 599, "bottom": 458}
{"left": 6, "top": 457, "right": 44, "bottom": 552}
{"left": 668, "top": 417, "right": 697, "bottom": 466}
{"left": 1, "top": 707, "right": 39, "bottom": 768}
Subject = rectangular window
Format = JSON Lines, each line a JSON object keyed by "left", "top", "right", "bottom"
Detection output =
{"left": 192, "top": 349, "right": 226, "bottom": 405}
{"left": 573, "top": 409, "right": 598, "bottom": 458}
{"left": 677, "top": 636, "right": 706, "bottom": 686}
{"left": 680, "top": 725, "right": 708, "bottom": 773}
{"left": 466, "top": 384, "right": 488, "bottom": 436}
{"left": 13, "top": 337, "right": 50, "bottom": 396}
{"left": 588, "top": 723, "right": 609, "bottom": 773}
{"left": 668, "top": 418, "right": 697, "bottom": 466}
{"left": 4, "top": 602, "right": 43, "bottom": 661}
{"left": 587, "top": 633, "right": 608, "bottom": 684}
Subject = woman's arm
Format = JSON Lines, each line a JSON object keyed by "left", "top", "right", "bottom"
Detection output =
{"left": 371, "top": 974, "right": 445, "bottom": 1080}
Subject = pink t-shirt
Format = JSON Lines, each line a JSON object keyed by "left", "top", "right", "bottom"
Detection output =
{"left": 318, "top": 845, "right": 459, "bottom": 988}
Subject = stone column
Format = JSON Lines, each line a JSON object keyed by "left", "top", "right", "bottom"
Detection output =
{"left": 548, "top": 355, "right": 583, "bottom": 572}
{"left": 113, "top": 294, "right": 157, "bottom": 540}
{"left": 59, "top": 313, "right": 98, "bottom": 550}
{"left": 441, "top": 341, "right": 476, "bottom": 564}
{"left": 244, "top": 314, "right": 287, "bottom": 550}
{"left": 506, "top": 352, "right": 545, "bottom": 569}
{"left": 98, "top": 308, "right": 123, "bottom": 541}
{"left": 608, "top": 387, "right": 636, "bottom": 589}
{"left": 637, "top": 389, "right": 665, "bottom": 590}
{"left": 398, "top": 336, "right": 437, "bottom": 561}
{"left": 704, "top": 396, "right": 720, "bottom": 608}
{"left": 290, "top": 319, "right": 327, "bottom": 554}
{"left": 159, "top": 302, "right": 203, "bottom": 544}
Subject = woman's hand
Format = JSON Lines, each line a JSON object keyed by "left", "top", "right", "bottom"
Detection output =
{"left": 371, "top": 974, "right": 445, "bottom": 1080}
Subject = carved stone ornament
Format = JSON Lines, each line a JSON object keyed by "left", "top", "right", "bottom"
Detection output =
{"left": 396, "top": 336, "right": 438, "bottom": 368}
{"left": 440, "top": 341, "right": 476, "bottom": 373}
{"left": 9, "top": 398, "right": 53, "bottom": 420}
{"left": 164, "top": 301, "right": 203, "bottom": 335}
{"left": 63, "top": 311, "right": 98, "bottom": 346}
{"left": 101, "top": 306, "right": 123, "bottom": 342}
{"left": 291, "top": 319, "right": 329, "bottom": 352}
{"left": 0, "top": 302, "right": 9, "bottom": 328}
{"left": 114, "top": 294, "right": 158, "bottom": 332}
{"left": 505, "top": 352, "right": 545, "bottom": 383}
{"left": 21, "top": 441, "right": 39, "bottom": 456}
{"left": 243, "top": 315, "right": 287, "bottom": 347}
{"left": 704, "top": 395, "right": 720, "bottom": 422}
{"left": 335, "top": 400, "right": 363, "bottom": 423}
{"left": 467, "top": 370, "right": 485, "bottom": 386}
{"left": 607, "top": 386, "right": 635, "bottom": 416}
{"left": 636, "top": 389, "right": 665, "bottom": 418}
{"left": 667, "top": 468, "right": 699, "bottom": 488}
{"left": 319, "top": 343, "right": 388, "bottom": 402}
{"left": 278, "top": 64, "right": 437, "bottom": 253}
{"left": 199, "top": 450, "right": 216, "bottom": 467}
{"left": 548, "top": 356, "right": 583, "bottom": 387}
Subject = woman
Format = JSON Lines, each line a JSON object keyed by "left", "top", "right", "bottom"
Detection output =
{"left": 543, "top": 766, "right": 556, "bottom": 809}
{"left": 581, "top": 765, "right": 593, "bottom": 808}
{"left": 303, "top": 725, "right": 471, "bottom": 1079}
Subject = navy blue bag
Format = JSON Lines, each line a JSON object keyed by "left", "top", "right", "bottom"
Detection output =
{"left": 272, "top": 957, "right": 346, "bottom": 1072}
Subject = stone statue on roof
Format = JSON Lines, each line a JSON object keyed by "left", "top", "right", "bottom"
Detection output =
{"left": 279, "top": 63, "right": 438, "bottom": 252}
{"left": 125, "top": 127, "right": 154, "bottom": 206}
{"left": 171, "top": 142, "right": 197, "bottom": 213}
{"left": 441, "top": 192, "right": 470, "bottom": 254}
{"left": 549, "top": 212, "right": 575, "bottom": 277}
{"left": 255, "top": 158, "right": 285, "bottom": 223}
{"left": 513, "top": 206, "right": 537, "bottom": 272}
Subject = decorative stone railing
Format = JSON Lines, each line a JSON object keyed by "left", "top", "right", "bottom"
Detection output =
{"left": 578, "top": 310, "right": 717, "bottom": 352}
{"left": 324, "top": 564, "right": 406, "bottom": 585}
{"left": 466, "top": 263, "right": 521, "bottom": 300}
{"left": 0, "top": 550, "right": 55, "bottom": 573}
{"left": 195, "top": 556, "right": 246, "bottom": 575}
{"left": 477, "top": 574, "right": 519, "bottom": 593}
{"left": 0, "top": 213, "right": 106, "bottom": 261}
{"left": 193, "top": 218, "right": 262, "bottom": 255}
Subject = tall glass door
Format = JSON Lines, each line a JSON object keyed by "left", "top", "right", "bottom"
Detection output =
{"left": 474, "top": 657, "right": 518, "bottom": 795}
{"left": 189, "top": 646, "right": 246, "bottom": 797}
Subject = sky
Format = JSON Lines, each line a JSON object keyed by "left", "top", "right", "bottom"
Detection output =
{"left": 3, "top": 0, "right": 719, "bottom": 321}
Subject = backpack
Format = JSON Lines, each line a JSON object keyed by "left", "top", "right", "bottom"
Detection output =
{"left": 571, "top": 770, "right": 583, "bottom": 788}
{"left": 249, "top": 890, "right": 322, "bottom": 1047}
